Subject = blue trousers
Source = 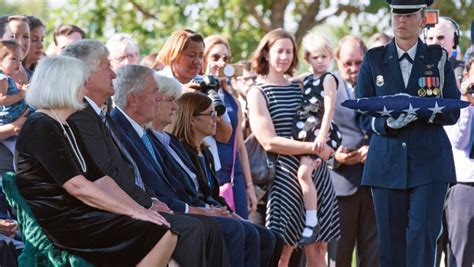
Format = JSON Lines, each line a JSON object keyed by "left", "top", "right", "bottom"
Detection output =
{"left": 372, "top": 183, "right": 448, "bottom": 267}
{"left": 215, "top": 217, "right": 275, "bottom": 267}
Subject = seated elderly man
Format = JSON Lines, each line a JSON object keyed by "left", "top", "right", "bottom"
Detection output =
{"left": 106, "top": 33, "right": 140, "bottom": 71}
{"left": 109, "top": 64, "right": 276, "bottom": 267}
{"left": 62, "top": 40, "right": 230, "bottom": 267}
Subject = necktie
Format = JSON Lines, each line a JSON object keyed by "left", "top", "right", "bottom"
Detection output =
{"left": 141, "top": 131, "right": 159, "bottom": 164}
{"left": 101, "top": 111, "right": 145, "bottom": 190}
{"left": 399, "top": 53, "right": 414, "bottom": 64}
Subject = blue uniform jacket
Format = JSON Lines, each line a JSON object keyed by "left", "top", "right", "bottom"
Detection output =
{"left": 355, "top": 39, "right": 460, "bottom": 189}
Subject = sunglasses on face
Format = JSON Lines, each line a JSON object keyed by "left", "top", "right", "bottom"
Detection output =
{"left": 210, "top": 54, "right": 231, "bottom": 63}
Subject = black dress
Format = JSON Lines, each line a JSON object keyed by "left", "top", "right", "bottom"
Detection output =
{"left": 15, "top": 112, "right": 171, "bottom": 266}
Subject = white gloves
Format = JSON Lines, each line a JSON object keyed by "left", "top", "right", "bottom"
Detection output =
{"left": 386, "top": 113, "right": 417, "bottom": 129}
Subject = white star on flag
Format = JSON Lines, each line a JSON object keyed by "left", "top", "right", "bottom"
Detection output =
{"left": 403, "top": 103, "right": 420, "bottom": 115}
{"left": 377, "top": 106, "right": 394, "bottom": 117}
{"left": 427, "top": 102, "right": 445, "bottom": 123}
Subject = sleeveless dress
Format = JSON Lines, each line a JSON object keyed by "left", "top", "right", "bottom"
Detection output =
{"left": 216, "top": 89, "right": 249, "bottom": 219}
{"left": 292, "top": 73, "right": 342, "bottom": 152}
{"left": 259, "top": 82, "right": 340, "bottom": 246}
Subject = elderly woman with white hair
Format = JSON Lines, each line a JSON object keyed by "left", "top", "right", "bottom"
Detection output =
{"left": 15, "top": 56, "right": 178, "bottom": 267}
{"left": 106, "top": 33, "right": 140, "bottom": 71}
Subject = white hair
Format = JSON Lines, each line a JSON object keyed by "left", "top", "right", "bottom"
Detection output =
{"left": 154, "top": 73, "right": 182, "bottom": 98}
{"left": 26, "top": 56, "right": 89, "bottom": 110}
{"left": 60, "top": 39, "right": 109, "bottom": 71}
{"left": 106, "top": 33, "right": 139, "bottom": 59}
{"left": 113, "top": 64, "right": 155, "bottom": 109}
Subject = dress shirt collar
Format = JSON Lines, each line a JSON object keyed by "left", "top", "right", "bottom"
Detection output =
{"left": 151, "top": 130, "right": 170, "bottom": 146}
{"left": 396, "top": 42, "right": 417, "bottom": 61}
{"left": 115, "top": 106, "right": 146, "bottom": 137}
{"left": 84, "top": 96, "right": 103, "bottom": 116}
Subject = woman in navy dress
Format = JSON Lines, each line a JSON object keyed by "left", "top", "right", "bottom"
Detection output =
{"left": 202, "top": 35, "right": 257, "bottom": 219}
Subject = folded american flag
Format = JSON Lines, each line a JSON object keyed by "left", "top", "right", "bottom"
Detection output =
{"left": 341, "top": 94, "right": 469, "bottom": 122}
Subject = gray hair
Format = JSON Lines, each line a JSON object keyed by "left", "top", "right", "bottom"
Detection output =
{"left": 60, "top": 39, "right": 109, "bottom": 71}
{"left": 106, "top": 33, "right": 139, "bottom": 58}
{"left": 26, "top": 56, "right": 89, "bottom": 110}
{"left": 113, "top": 64, "right": 155, "bottom": 108}
{"left": 154, "top": 73, "right": 183, "bottom": 98}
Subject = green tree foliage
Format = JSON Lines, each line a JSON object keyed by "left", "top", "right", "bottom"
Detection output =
{"left": 35, "top": 0, "right": 474, "bottom": 62}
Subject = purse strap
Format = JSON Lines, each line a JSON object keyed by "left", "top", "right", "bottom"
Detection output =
{"left": 229, "top": 131, "right": 238, "bottom": 185}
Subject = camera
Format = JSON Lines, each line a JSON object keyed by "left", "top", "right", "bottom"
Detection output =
{"left": 190, "top": 75, "right": 226, "bottom": 116}
{"left": 218, "top": 64, "right": 244, "bottom": 77}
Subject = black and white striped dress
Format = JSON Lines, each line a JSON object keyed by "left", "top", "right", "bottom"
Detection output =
{"left": 259, "top": 82, "right": 340, "bottom": 246}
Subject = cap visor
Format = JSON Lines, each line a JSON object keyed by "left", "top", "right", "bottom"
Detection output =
{"left": 392, "top": 8, "right": 422, "bottom": 14}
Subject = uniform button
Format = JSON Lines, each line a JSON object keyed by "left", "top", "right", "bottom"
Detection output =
{"left": 402, "top": 142, "right": 407, "bottom": 148}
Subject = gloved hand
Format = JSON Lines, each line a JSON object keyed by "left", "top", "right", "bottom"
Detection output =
{"left": 386, "top": 113, "right": 417, "bottom": 129}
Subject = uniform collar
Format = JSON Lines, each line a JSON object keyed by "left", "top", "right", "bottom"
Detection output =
{"left": 396, "top": 41, "right": 418, "bottom": 61}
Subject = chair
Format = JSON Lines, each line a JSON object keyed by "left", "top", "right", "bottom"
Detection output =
{"left": 1, "top": 172, "right": 93, "bottom": 267}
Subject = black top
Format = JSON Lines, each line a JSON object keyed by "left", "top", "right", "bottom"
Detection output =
{"left": 15, "top": 112, "right": 169, "bottom": 265}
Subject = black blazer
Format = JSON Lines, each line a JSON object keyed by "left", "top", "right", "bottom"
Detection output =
{"left": 180, "top": 141, "right": 230, "bottom": 210}
{"left": 67, "top": 102, "right": 154, "bottom": 208}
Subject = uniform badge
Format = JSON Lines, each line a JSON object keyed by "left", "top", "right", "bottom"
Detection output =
{"left": 376, "top": 75, "right": 384, "bottom": 87}
{"left": 418, "top": 88, "right": 426, "bottom": 96}
{"left": 424, "top": 71, "right": 433, "bottom": 75}
{"left": 426, "top": 64, "right": 434, "bottom": 69}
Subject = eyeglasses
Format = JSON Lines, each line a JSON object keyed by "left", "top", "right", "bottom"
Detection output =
{"left": 194, "top": 111, "right": 218, "bottom": 119}
{"left": 210, "top": 54, "right": 231, "bottom": 63}
{"left": 342, "top": 60, "right": 362, "bottom": 68}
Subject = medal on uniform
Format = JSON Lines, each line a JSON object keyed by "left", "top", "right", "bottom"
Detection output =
{"left": 418, "top": 77, "right": 426, "bottom": 97}
{"left": 432, "top": 77, "right": 440, "bottom": 96}
{"left": 376, "top": 75, "right": 384, "bottom": 87}
{"left": 426, "top": 77, "right": 433, "bottom": 96}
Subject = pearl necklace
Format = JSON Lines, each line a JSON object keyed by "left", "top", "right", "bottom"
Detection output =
{"left": 50, "top": 109, "right": 87, "bottom": 173}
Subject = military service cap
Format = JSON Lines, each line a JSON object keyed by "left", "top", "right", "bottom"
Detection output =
{"left": 387, "top": 0, "right": 434, "bottom": 14}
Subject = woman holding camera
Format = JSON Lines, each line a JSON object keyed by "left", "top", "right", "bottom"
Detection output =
{"left": 202, "top": 35, "right": 258, "bottom": 219}
{"left": 158, "top": 30, "right": 232, "bottom": 174}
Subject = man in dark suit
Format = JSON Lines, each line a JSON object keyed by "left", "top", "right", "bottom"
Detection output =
{"left": 110, "top": 64, "right": 276, "bottom": 267}
{"left": 327, "top": 35, "right": 379, "bottom": 267}
{"left": 355, "top": 1, "right": 460, "bottom": 266}
{"left": 61, "top": 40, "right": 230, "bottom": 267}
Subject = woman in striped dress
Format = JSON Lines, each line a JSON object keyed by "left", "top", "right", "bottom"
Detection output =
{"left": 247, "top": 29, "right": 340, "bottom": 267}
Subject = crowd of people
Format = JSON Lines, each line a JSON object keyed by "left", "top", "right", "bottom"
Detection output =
{"left": 0, "top": 0, "right": 473, "bottom": 266}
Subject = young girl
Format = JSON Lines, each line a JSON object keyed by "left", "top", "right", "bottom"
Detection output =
{"left": 293, "top": 33, "right": 341, "bottom": 245}
{"left": 248, "top": 29, "right": 339, "bottom": 267}
{"left": 0, "top": 40, "right": 28, "bottom": 152}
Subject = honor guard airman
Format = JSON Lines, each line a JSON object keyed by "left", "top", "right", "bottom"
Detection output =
{"left": 354, "top": 0, "right": 460, "bottom": 266}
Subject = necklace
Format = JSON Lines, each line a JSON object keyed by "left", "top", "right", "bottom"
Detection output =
{"left": 50, "top": 109, "right": 87, "bottom": 173}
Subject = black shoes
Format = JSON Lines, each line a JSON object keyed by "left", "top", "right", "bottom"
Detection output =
{"left": 298, "top": 223, "right": 320, "bottom": 246}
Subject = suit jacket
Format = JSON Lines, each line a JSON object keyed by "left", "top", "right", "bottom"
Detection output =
{"left": 110, "top": 108, "right": 203, "bottom": 212}
{"left": 67, "top": 103, "right": 154, "bottom": 208}
{"left": 329, "top": 74, "right": 369, "bottom": 196}
{"left": 355, "top": 39, "right": 459, "bottom": 189}
{"left": 148, "top": 131, "right": 208, "bottom": 207}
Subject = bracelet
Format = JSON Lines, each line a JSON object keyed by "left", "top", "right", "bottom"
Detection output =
{"left": 246, "top": 182, "right": 254, "bottom": 187}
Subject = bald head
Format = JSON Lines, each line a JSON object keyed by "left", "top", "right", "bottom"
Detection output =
{"left": 425, "top": 17, "right": 457, "bottom": 56}
{"left": 335, "top": 36, "right": 367, "bottom": 86}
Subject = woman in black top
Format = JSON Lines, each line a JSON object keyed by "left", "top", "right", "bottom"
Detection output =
{"left": 16, "top": 56, "right": 177, "bottom": 266}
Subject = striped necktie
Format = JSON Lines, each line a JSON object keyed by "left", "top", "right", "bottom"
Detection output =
{"left": 100, "top": 111, "right": 145, "bottom": 190}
